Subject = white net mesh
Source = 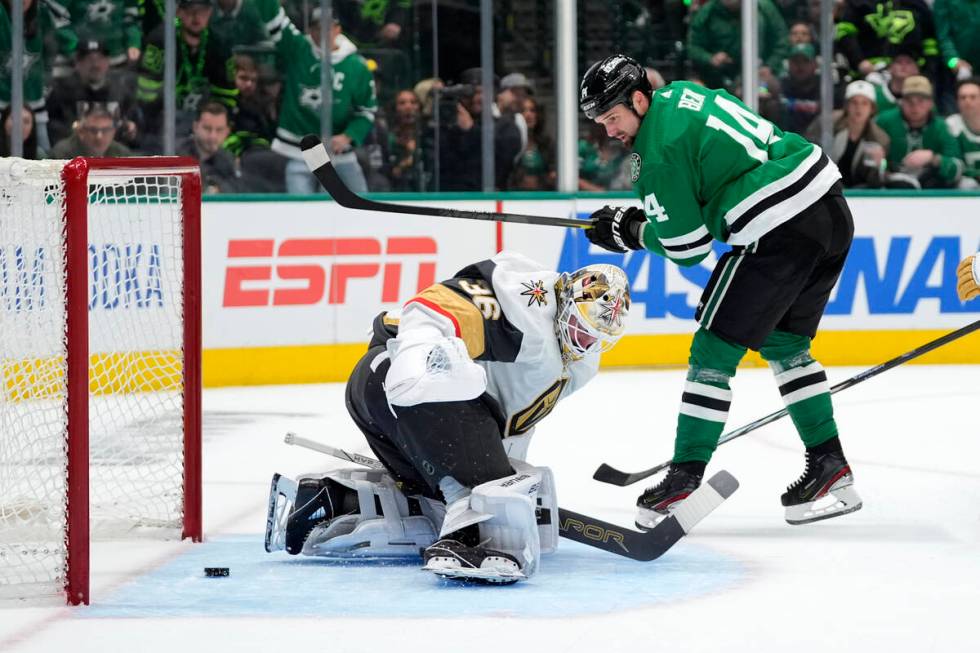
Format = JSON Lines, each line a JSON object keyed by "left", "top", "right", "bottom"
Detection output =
{"left": 0, "top": 159, "right": 189, "bottom": 601}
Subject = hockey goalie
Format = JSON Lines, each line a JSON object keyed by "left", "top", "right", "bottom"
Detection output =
{"left": 265, "top": 251, "right": 631, "bottom": 584}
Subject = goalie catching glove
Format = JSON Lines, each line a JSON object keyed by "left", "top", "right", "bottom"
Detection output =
{"left": 586, "top": 206, "right": 647, "bottom": 252}
{"left": 957, "top": 254, "right": 979, "bottom": 302}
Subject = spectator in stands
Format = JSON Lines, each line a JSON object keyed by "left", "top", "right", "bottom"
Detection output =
{"left": 211, "top": 0, "right": 269, "bottom": 51}
{"left": 386, "top": 88, "right": 423, "bottom": 191}
{"left": 788, "top": 20, "right": 815, "bottom": 46}
{"left": 687, "top": 0, "right": 790, "bottom": 91}
{"left": 46, "top": 40, "right": 140, "bottom": 148}
{"left": 1, "top": 0, "right": 76, "bottom": 154}
{"left": 876, "top": 75, "right": 963, "bottom": 188}
{"left": 0, "top": 107, "right": 42, "bottom": 158}
{"left": 578, "top": 123, "right": 629, "bottom": 192}
{"left": 332, "top": 0, "right": 411, "bottom": 48}
{"left": 256, "top": 1, "right": 377, "bottom": 194}
{"left": 432, "top": 68, "right": 523, "bottom": 191}
{"left": 934, "top": 0, "right": 980, "bottom": 85}
{"left": 224, "top": 54, "right": 275, "bottom": 156}
{"left": 868, "top": 47, "right": 921, "bottom": 115}
{"left": 500, "top": 73, "right": 534, "bottom": 113}
{"left": 61, "top": 0, "right": 141, "bottom": 67}
{"left": 807, "top": 80, "right": 889, "bottom": 187}
{"left": 177, "top": 101, "right": 240, "bottom": 193}
{"left": 510, "top": 96, "right": 555, "bottom": 190}
{"left": 945, "top": 78, "right": 980, "bottom": 188}
{"left": 836, "top": 0, "right": 939, "bottom": 80}
{"left": 137, "top": 0, "right": 237, "bottom": 152}
{"left": 49, "top": 104, "right": 130, "bottom": 157}
{"left": 778, "top": 43, "right": 821, "bottom": 134}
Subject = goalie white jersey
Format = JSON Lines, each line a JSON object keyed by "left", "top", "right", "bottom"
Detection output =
{"left": 383, "top": 251, "right": 599, "bottom": 446}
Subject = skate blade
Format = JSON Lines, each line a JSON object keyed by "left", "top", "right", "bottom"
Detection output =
{"left": 424, "top": 562, "right": 525, "bottom": 585}
{"left": 635, "top": 502, "right": 682, "bottom": 531}
{"left": 785, "top": 484, "right": 863, "bottom": 525}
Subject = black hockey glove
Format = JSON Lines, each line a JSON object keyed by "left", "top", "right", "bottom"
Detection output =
{"left": 585, "top": 206, "right": 646, "bottom": 253}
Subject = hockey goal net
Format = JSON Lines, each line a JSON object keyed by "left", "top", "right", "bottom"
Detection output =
{"left": 0, "top": 157, "right": 202, "bottom": 605}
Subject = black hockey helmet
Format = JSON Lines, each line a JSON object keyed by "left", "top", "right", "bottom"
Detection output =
{"left": 580, "top": 54, "right": 652, "bottom": 120}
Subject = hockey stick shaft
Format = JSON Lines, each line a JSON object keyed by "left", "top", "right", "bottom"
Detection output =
{"left": 284, "top": 432, "right": 384, "bottom": 470}
{"left": 300, "top": 134, "right": 589, "bottom": 229}
{"left": 594, "top": 317, "right": 980, "bottom": 486}
{"left": 283, "top": 432, "right": 732, "bottom": 560}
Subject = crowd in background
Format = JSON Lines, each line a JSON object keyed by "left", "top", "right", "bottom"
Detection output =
{"left": 1, "top": 0, "right": 979, "bottom": 193}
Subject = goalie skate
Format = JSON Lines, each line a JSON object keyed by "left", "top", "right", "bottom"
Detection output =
{"left": 422, "top": 538, "right": 526, "bottom": 585}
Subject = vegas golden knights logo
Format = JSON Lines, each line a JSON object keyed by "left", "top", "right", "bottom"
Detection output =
{"left": 508, "top": 378, "right": 568, "bottom": 435}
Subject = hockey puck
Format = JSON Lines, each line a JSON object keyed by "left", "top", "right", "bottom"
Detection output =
{"left": 204, "top": 567, "right": 230, "bottom": 577}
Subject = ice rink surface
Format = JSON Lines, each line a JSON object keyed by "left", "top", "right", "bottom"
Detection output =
{"left": 1, "top": 364, "right": 978, "bottom": 652}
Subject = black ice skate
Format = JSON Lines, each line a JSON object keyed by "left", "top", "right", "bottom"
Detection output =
{"left": 782, "top": 448, "right": 862, "bottom": 525}
{"left": 635, "top": 462, "right": 704, "bottom": 530}
{"left": 422, "top": 538, "right": 525, "bottom": 585}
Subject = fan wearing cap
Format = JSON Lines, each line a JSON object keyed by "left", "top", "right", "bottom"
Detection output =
{"left": 867, "top": 46, "right": 923, "bottom": 115}
{"left": 255, "top": 0, "right": 377, "bottom": 194}
{"left": 806, "top": 80, "right": 890, "bottom": 188}
{"left": 778, "top": 43, "right": 821, "bottom": 134}
{"left": 580, "top": 54, "right": 863, "bottom": 528}
{"left": 875, "top": 75, "right": 964, "bottom": 188}
{"left": 137, "top": 0, "right": 238, "bottom": 148}
{"left": 46, "top": 40, "right": 139, "bottom": 147}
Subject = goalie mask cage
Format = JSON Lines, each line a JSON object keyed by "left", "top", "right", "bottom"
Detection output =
{"left": 0, "top": 157, "right": 202, "bottom": 606}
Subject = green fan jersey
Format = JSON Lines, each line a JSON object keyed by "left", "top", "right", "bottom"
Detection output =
{"left": 630, "top": 82, "right": 841, "bottom": 265}
{"left": 258, "top": 0, "right": 377, "bottom": 160}
{"left": 945, "top": 114, "right": 980, "bottom": 181}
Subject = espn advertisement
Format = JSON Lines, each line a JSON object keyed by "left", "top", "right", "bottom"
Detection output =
{"left": 200, "top": 195, "right": 980, "bottom": 385}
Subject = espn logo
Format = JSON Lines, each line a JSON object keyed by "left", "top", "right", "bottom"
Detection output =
{"left": 223, "top": 237, "right": 437, "bottom": 307}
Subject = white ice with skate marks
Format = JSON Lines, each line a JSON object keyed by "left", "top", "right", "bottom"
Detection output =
{"left": 0, "top": 366, "right": 978, "bottom": 652}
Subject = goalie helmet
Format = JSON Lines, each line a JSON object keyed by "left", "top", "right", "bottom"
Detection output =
{"left": 555, "top": 264, "right": 631, "bottom": 361}
{"left": 580, "top": 54, "right": 652, "bottom": 120}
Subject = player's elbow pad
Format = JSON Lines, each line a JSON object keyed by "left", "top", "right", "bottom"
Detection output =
{"left": 384, "top": 334, "right": 487, "bottom": 407}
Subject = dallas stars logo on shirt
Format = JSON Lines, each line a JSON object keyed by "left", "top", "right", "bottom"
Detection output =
{"left": 87, "top": 0, "right": 115, "bottom": 22}
{"left": 300, "top": 86, "right": 323, "bottom": 111}
{"left": 520, "top": 280, "right": 548, "bottom": 307}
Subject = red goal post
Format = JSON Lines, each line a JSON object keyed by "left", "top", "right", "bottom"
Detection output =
{"left": 0, "top": 156, "right": 202, "bottom": 606}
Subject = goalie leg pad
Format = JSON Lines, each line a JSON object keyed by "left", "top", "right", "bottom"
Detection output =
{"left": 266, "top": 468, "right": 440, "bottom": 558}
{"left": 439, "top": 466, "right": 551, "bottom": 578}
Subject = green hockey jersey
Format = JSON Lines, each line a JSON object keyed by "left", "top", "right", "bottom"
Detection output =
{"left": 56, "top": 0, "right": 141, "bottom": 61}
{"left": 258, "top": 0, "right": 377, "bottom": 160}
{"left": 1, "top": 1, "right": 76, "bottom": 114}
{"left": 945, "top": 113, "right": 980, "bottom": 181}
{"left": 631, "top": 82, "right": 841, "bottom": 265}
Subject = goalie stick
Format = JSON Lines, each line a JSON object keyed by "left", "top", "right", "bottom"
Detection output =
{"left": 299, "top": 134, "right": 589, "bottom": 229}
{"left": 283, "top": 432, "right": 738, "bottom": 562}
{"left": 594, "top": 316, "right": 980, "bottom": 487}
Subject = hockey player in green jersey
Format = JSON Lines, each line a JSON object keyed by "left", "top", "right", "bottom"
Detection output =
{"left": 580, "top": 54, "right": 863, "bottom": 527}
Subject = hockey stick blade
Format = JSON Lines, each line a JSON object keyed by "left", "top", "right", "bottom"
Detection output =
{"left": 559, "top": 470, "right": 738, "bottom": 561}
{"left": 593, "top": 318, "right": 980, "bottom": 487}
{"left": 299, "top": 134, "right": 588, "bottom": 229}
